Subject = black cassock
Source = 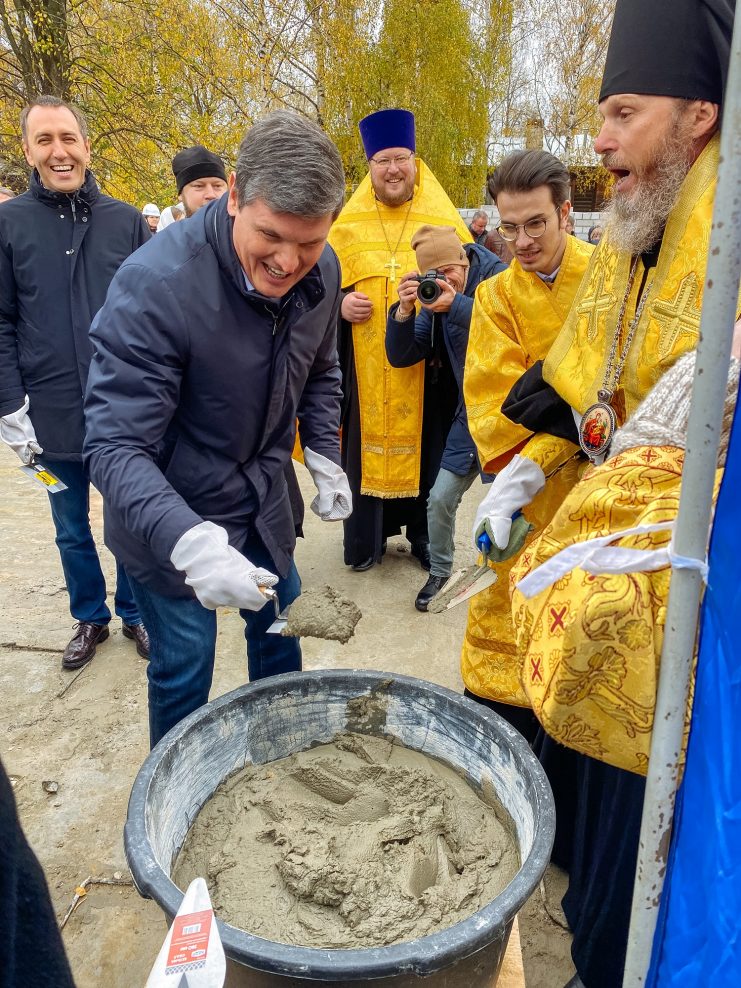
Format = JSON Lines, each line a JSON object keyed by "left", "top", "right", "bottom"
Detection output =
{"left": 535, "top": 735, "right": 646, "bottom": 988}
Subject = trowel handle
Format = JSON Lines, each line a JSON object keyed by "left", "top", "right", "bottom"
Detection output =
{"left": 477, "top": 509, "right": 523, "bottom": 559}
{"left": 259, "top": 586, "right": 279, "bottom": 619}
{"left": 477, "top": 533, "right": 492, "bottom": 566}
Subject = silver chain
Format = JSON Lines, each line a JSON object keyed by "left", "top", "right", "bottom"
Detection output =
{"left": 599, "top": 255, "right": 652, "bottom": 400}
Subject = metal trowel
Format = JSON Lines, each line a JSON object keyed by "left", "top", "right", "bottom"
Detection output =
{"left": 427, "top": 533, "right": 497, "bottom": 612}
{"left": 428, "top": 511, "right": 534, "bottom": 612}
{"left": 264, "top": 588, "right": 290, "bottom": 634}
{"left": 19, "top": 453, "right": 67, "bottom": 493}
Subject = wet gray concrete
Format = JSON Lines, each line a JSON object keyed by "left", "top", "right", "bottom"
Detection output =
{"left": 0, "top": 444, "right": 573, "bottom": 986}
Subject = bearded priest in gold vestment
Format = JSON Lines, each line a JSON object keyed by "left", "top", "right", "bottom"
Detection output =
{"left": 460, "top": 149, "right": 593, "bottom": 740}
{"left": 474, "top": 1, "right": 735, "bottom": 985}
{"left": 328, "top": 109, "right": 471, "bottom": 571}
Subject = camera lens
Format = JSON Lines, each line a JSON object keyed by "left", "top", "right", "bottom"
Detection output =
{"left": 417, "top": 278, "right": 441, "bottom": 304}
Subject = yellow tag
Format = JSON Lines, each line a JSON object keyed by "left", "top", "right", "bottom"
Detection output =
{"left": 34, "top": 470, "right": 58, "bottom": 487}
{"left": 19, "top": 462, "right": 68, "bottom": 492}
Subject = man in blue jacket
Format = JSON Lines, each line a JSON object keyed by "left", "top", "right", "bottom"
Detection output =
{"left": 386, "top": 225, "right": 505, "bottom": 611}
{"left": 84, "top": 111, "right": 352, "bottom": 746}
{"left": 0, "top": 95, "right": 151, "bottom": 671}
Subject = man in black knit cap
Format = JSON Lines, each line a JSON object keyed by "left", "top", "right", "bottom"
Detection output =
{"left": 171, "top": 144, "right": 228, "bottom": 218}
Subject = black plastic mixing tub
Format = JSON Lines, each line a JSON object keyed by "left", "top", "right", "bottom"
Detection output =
{"left": 125, "top": 670, "right": 554, "bottom": 986}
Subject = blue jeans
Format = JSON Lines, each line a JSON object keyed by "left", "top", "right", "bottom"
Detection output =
{"left": 128, "top": 535, "right": 301, "bottom": 747}
{"left": 427, "top": 465, "right": 479, "bottom": 577}
{"left": 44, "top": 458, "right": 140, "bottom": 626}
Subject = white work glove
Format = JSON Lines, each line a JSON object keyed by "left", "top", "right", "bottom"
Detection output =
{"left": 0, "top": 397, "right": 43, "bottom": 465}
{"left": 472, "top": 455, "right": 545, "bottom": 550}
{"left": 303, "top": 446, "right": 353, "bottom": 521}
{"left": 170, "top": 521, "right": 278, "bottom": 611}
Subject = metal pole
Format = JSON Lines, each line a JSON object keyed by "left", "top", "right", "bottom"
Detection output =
{"left": 622, "top": 15, "right": 741, "bottom": 987}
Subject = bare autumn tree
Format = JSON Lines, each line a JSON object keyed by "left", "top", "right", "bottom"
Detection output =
{"left": 482, "top": 0, "right": 537, "bottom": 152}
{"left": 529, "top": 0, "right": 615, "bottom": 163}
{"left": 0, "top": 0, "right": 71, "bottom": 99}
{"left": 0, "top": 0, "right": 73, "bottom": 183}
{"left": 0, "top": 0, "right": 511, "bottom": 206}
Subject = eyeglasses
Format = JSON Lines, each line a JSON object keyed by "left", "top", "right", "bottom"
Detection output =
{"left": 369, "top": 152, "right": 415, "bottom": 170}
{"left": 498, "top": 208, "right": 560, "bottom": 241}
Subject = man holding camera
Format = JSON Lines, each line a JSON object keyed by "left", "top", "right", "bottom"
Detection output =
{"left": 385, "top": 225, "right": 505, "bottom": 611}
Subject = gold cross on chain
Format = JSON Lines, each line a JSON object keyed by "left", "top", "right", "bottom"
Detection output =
{"left": 384, "top": 255, "right": 400, "bottom": 282}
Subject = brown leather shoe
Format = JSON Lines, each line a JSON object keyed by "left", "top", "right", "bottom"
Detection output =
{"left": 62, "top": 622, "right": 110, "bottom": 670}
{"left": 122, "top": 622, "right": 150, "bottom": 660}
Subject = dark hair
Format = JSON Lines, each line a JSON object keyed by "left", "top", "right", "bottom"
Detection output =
{"left": 487, "top": 150, "right": 571, "bottom": 208}
{"left": 20, "top": 95, "right": 89, "bottom": 142}
{"left": 234, "top": 110, "right": 345, "bottom": 219}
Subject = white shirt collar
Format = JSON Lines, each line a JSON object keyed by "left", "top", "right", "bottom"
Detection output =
{"left": 536, "top": 265, "right": 560, "bottom": 285}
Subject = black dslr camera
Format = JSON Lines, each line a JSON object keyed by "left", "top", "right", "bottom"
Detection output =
{"left": 414, "top": 269, "right": 447, "bottom": 304}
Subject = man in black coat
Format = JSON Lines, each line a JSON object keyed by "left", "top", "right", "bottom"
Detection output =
{"left": 386, "top": 226, "right": 505, "bottom": 611}
{"left": 84, "top": 111, "right": 352, "bottom": 747}
{"left": 0, "top": 96, "right": 151, "bottom": 671}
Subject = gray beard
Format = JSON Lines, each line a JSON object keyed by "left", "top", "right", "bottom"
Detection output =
{"left": 602, "top": 132, "right": 693, "bottom": 256}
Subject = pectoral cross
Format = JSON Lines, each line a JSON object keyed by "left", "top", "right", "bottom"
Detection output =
{"left": 385, "top": 255, "right": 400, "bottom": 282}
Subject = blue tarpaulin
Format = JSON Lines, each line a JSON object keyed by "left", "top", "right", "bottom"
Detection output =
{"left": 647, "top": 398, "right": 741, "bottom": 986}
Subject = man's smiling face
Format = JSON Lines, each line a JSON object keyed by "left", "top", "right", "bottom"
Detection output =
{"left": 227, "top": 178, "right": 333, "bottom": 298}
{"left": 23, "top": 105, "right": 90, "bottom": 194}
{"left": 369, "top": 146, "right": 416, "bottom": 207}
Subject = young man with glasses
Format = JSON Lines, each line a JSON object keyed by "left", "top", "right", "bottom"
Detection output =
{"left": 329, "top": 109, "right": 471, "bottom": 573}
{"left": 459, "top": 149, "right": 594, "bottom": 739}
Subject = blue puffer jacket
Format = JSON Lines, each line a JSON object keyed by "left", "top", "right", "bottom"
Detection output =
{"left": 84, "top": 196, "right": 342, "bottom": 596}
{"left": 0, "top": 170, "right": 150, "bottom": 459}
{"left": 385, "top": 241, "right": 505, "bottom": 475}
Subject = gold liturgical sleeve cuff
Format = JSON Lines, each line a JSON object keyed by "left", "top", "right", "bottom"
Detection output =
{"left": 520, "top": 432, "right": 580, "bottom": 476}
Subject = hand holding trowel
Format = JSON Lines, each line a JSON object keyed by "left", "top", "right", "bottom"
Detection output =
{"left": 168, "top": 521, "right": 361, "bottom": 644}
{"left": 428, "top": 455, "right": 542, "bottom": 612}
{"left": 264, "top": 449, "right": 361, "bottom": 642}
{"left": 146, "top": 877, "right": 226, "bottom": 988}
{"left": 0, "top": 397, "right": 68, "bottom": 492}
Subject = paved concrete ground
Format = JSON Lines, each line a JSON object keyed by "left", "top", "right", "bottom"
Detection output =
{"left": 0, "top": 443, "right": 573, "bottom": 986}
